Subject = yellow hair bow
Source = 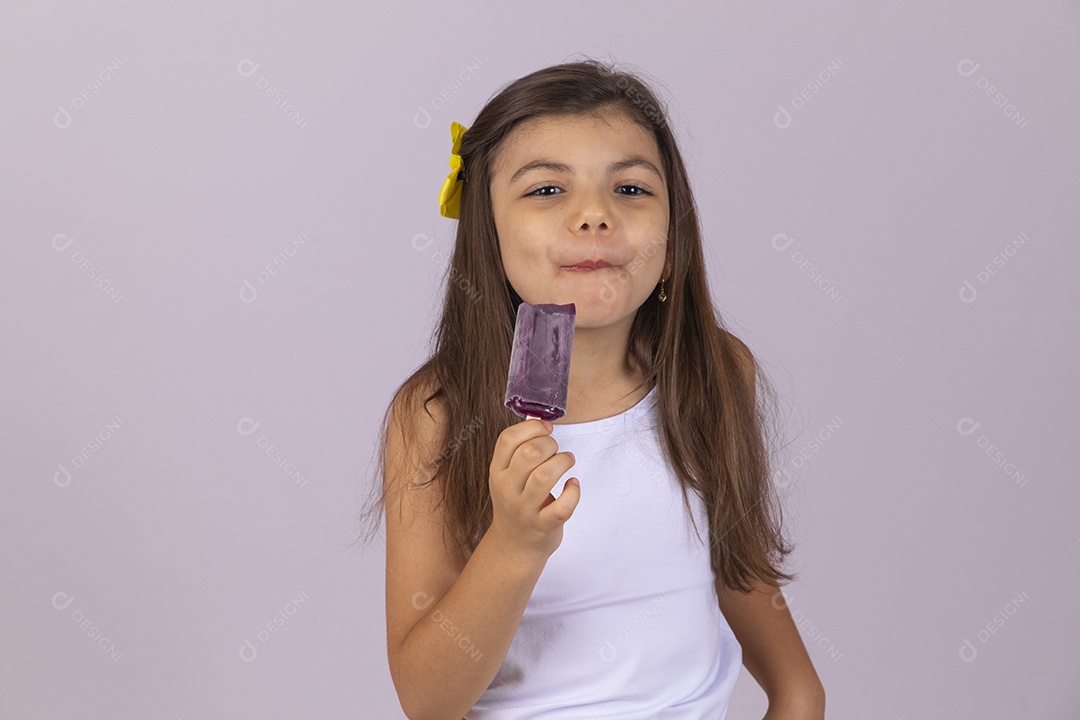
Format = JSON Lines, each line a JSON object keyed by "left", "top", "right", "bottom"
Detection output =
{"left": 438, "top": 121, "right": 467, "bottom": 219}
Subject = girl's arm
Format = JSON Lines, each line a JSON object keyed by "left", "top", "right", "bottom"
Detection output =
{"left": 720, "top": 338, "right": 824, "bottom": 715}
{"left": 716, "top": 580, "right": 826, "bottom": 719}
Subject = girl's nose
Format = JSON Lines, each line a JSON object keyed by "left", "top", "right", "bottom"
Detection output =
{"left": 573, "top": 187, "right": 612, "bottom": 234}
{"left": 577, "top": 216, "right": 609, "bottom": 233}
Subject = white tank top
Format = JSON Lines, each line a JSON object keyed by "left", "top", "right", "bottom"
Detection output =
{"left": 467, "top": 385, "right": 743, "bottom": 719}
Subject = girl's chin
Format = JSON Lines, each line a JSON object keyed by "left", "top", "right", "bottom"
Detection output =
{"left": 537, "top": 280, "right": 640, "bottom": 312}
{"left": 553, "top": 297, "right": 634, "bottom": 325}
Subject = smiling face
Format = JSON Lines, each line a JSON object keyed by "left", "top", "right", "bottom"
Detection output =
{"left": 489, "top": 109, "right": 670, "bottom": 329}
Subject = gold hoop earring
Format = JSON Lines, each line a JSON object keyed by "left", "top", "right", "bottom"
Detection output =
{"left": 658, "top": 277, "right": 668, "bottom": 302}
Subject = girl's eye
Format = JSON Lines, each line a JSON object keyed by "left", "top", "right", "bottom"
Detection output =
{"left": 528, "top": 185, "right": 562, "bottom": 197}
{"left": 527, "top": 184, "right": 654, "bottom": 197}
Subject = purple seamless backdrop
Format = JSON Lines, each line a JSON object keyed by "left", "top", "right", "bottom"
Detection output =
{"left": 2, "top": 1, "right": 1078, "bottom": 718}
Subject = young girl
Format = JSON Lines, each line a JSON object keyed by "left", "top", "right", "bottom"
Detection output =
{"left": 362, "top": 59, "right": 825, "bottom": 719}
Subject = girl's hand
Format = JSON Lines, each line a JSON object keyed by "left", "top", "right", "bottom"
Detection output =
{"left": 486, "top": 418, "right": 579, "bottom": 561}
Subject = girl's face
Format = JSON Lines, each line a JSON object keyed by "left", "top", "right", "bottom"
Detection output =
{"left": 489, "top": 110, "right": 670, "bottom": 329}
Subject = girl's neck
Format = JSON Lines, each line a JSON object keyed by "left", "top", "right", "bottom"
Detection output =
{"left": 557, "top": 319, "right": 650, "bottom": 424}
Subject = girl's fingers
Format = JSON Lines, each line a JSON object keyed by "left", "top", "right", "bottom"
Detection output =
{"left": 539, "top": 476, "right": 580, "bottom": 525}
{"left": 490, "top": 419, "right": 551, "bottom": 477}
{"left": 522, "top": 452, "right": 576, "bottom": 512}
{"left": 504, "top": 435, "right": 559, "bottom": 494}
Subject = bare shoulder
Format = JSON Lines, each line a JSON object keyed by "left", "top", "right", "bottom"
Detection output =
{"left": 384, "top": 377, "right": 458, "bottom": 548}
{"left": 385, "top": 378, "right": 449, "bottom": 499}
{"left": 384, "top": 378, "right": 465, "bottom": 680}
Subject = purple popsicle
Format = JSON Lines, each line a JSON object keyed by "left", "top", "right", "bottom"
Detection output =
{"left": 504, "top": 302, "right": 576, "bottom": 421}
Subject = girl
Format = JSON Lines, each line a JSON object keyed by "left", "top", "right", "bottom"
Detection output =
{"left": 361, "top": 59, "right": 825, "bottom": 719}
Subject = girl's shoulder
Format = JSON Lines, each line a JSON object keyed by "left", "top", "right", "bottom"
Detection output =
{"left": 388, "top": 375, "right": 450, "bottom": 475}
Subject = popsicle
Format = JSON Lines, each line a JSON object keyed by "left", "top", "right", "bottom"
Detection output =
{"left": 504, "top": 301, "right": 576, "bottom": 421}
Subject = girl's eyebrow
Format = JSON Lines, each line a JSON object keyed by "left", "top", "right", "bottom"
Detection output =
{"left": 508, "top": 157, "right": 663, "bottom": 185}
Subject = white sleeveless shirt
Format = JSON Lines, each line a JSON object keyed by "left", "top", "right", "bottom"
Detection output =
{"left": 467, "top": 385, "right": 743, "bottom": 719}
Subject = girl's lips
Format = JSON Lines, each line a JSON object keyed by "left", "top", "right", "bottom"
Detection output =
{"left": 561, "top": 259, "right": 614, "bottom": 270}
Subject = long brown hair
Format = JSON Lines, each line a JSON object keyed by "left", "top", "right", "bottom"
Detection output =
{"left": 355, "top": 58, "right": 796, "bottom": 593}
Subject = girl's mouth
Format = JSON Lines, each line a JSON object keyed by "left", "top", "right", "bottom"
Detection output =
{"left": 561, "top": 260, "right": 613, "bottom": 271}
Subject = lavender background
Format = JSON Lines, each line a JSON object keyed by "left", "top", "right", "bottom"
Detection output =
{"left": 3, "top": 1, "right": 1078, "bottom": 718}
